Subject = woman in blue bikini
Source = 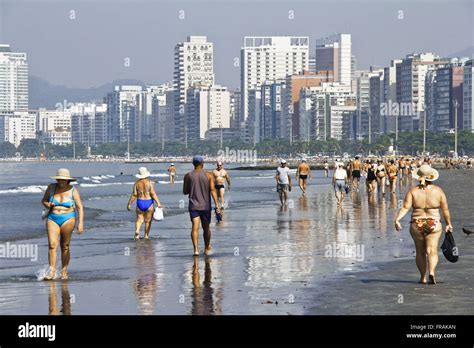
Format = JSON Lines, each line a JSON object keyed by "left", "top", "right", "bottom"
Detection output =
{"left": 41, "top": 168, "right": 84, "bottom": 280}
{"left": 127, "top": 167, "right": 162, "bottom": 240}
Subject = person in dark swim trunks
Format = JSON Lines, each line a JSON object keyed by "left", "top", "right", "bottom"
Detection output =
{"left": 350, "top": 156, "right": 362, "bottom": 191}
{"left": 128, "top": 167, "right": 162, "bottom": 240}
{"left": 183, "top": 156, "right": 221, "bottom": 256}
{"left": 296, "top": 158, "right": 311, "bottom": 194}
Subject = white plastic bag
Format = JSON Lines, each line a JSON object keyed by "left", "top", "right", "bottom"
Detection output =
{"left": 153, "top": 207, "right": 164, "bottom": 221}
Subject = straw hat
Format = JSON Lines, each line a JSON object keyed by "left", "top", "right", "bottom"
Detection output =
{"left": 136, "top": 167, "right": 151, "bottom": 179}
{"left": 51, "top": 168, "right": 76, "bottom": 181}
{"left": 412, "top": 164, "right": 439, "bottom": 182}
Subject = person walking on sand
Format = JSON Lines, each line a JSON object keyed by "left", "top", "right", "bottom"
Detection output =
{"left": 333, "top": 163, "right": 348, "bottom": 206}
{"left": 323, "top": 161, "right": 329, "bottom": 177}
{"left": 376, "top": 159, "right": 387, "bottom": 197}
{"left": 168, "top": 163, "right": 177, "bottom": 184}
{"left": 349, "top": 156, "right": 362, "bottom": 191}
{"left": 41, "top": 168, "right": 84, "bottom": 280}
{"left": 276, "top": 159, "right": 292, "bottom": 205}
{"left": 394, "top": 165, "right": 453, "bottom": 284}
{"left": 212, "top": 161, "right": 231, "bottom": 209}
{"left": 296, "top": 158, "right": 311, "bottom": 194}
{"left": 387, "top": 159, "right": 398, "bottom": 194}
{"left": 183, "top": 156, "right": 221, "bottom": 256}
{"left": 127, "top": 167, "right": 162, "bottom": 240}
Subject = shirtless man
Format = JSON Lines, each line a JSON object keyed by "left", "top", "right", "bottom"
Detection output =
{"left": 323, "top": 161, "right": 329, "bottom": 178}
{"left": 167, "top": 163, "right": 177, "bottom": 184}
{"left": 395, "top": 165, "right": 453, "bottom": 284}
{"left": 296, "top": 158, "right": 311, "bottom": 194}
{"left": 212, "top": 161, "right": 231, "bottom": 209}
{"left": 349, "top": 156, "right": 362, "bottom": 191}
{"left": 398, "top": 157, "right": 406, "bottom": 180}
{"left": 387, "top": 160, "right": 398, "bottom": 194}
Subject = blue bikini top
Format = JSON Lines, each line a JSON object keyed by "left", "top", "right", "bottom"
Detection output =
{"left": 49, "top": 184, "right": 75, "bottom": 208}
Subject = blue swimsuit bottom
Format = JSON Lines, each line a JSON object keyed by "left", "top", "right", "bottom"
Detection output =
{"left": 137, "top": 199, "right": 153, "bottom": 212}
{"left": 48, "top": 212, "right": 77, "bottom": 226}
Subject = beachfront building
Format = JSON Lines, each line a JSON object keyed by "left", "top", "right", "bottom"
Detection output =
{"left": 0, "top": 111, "right": 36, "bottom": 147}
{"left": 241, "top": 36, "right": 309, "bottom": 143}
{"left": 229, "top": 89, "right": 241, "bottom": 130}
{"left": 70, "top": 103, "right": 107, "bottom": 145}
{"left": 382, "top": 59, "right": 402, "bottom": 134}
{"left": 284, "top": 70, "right": 333, "bottom": 140}
{"left": 396, "top": 53, "right": 448, "bottom": 132}
{"left": 463, "top": 59, "right": 473, "bottom": 132}
{"left": 150, "top": 82, "right": 174, "bottom": 143}
{"left": 106, "top": 85, "right": 144, "bottom": 143}
{"left": 186, "top": 85, "right": 230, "bottom": 140}
{"left": 425, "top": 59, "right": 466, "bottom": 133}
{"left": 0, "top": 44, "right": 28, "bottom": 112}
{"left": 315, "top": 34, "right": 352, "bottom": 86}
{"left": 38, "top": 109, "right": 72, "bottom": 146}
{"left": 298, "top": 83, "right": 356, "bottom": 141}
{"left": 369, "top": 68, "right": 385, "bottom": 142}
{"left": 174, "top": 36, "right": 214, "bottom": 142}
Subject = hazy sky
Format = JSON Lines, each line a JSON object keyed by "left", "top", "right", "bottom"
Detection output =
{"left": 0, "top": 0, "right": 472, "bottom": 89}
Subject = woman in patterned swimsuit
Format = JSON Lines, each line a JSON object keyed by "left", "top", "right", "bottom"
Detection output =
{"left": 394, "top": 165, "right": 453, "bottom": 284}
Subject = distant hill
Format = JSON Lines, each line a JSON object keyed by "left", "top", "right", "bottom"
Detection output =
{"left": 29, "top": 76, "right": 147, "bottom": 109}
{"left": 447, "top": 46, "right": 473, "bottom": 59}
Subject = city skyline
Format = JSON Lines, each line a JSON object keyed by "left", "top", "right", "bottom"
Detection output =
{"left": 0, "top": 0, "right": 472, "bottom": 89}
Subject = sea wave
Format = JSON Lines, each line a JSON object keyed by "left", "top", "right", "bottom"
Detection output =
{"left": 135, "top": 173, "right": 168, "bottom": 178}
{"left": 80, "top": 182, "right": 134, "bottom": 188}
{"left": 158, "top": 180, "right": 184, "bottom": 184}
{"left": 0, "top": 185, "right": 47, "bottom": 194}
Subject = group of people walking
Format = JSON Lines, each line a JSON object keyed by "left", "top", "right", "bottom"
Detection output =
{"left": 41, "top": 154, "right": 454, "bottom": 285}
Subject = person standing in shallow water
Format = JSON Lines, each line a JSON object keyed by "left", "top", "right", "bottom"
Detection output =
{"left": 128, "top": 167, "right": 162, "bottom": 240}
{"left": 394, "top": 165, "right": 453, "bottom": 285}
{"left": 183, "top": 156, "right": 221, "bottom": 256}
{"left": 41, "top": 168, "right": 84, "bottom": 280}
{"left": 168, "top": 163, "right": 176, "bottom": 184}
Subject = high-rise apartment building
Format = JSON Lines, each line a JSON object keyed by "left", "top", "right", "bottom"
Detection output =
{"left": 463, "top": 60, "right": 474, "bottom": 132}
{"left": 0, "top": 111, "right": 36, "bottom": 147}
{"left": 0, "top": 44, "right": 28, "bottom": 112}
{"left": 315, "top": 34, "right": 351, "bottom": 85}
{"left": 174, "top": 36, "right": 214, "bottom": 141}
{"left": 241, "top": 36, "right": 309, "bottom": 142}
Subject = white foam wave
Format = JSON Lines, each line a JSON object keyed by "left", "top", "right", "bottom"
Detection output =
{"left": 91, "top": 180, "right": 101, "bottom": 184}
{"left": 35, "top": 266, "right": 59, "bottom": 281}
{"left": 80, "top": 182, "right": 134, "bottom": 188}
{"left": 105, "top": 175, "right": 115, "bottom": 178}
{"left": 0, "top": 185, "right": 47, "bottom": 194}
{"left": 158, "top": 180, "right": 184, "bottom": 184}
{"left": 135, "top": 173, "right": 168, "bottom": 178}
{"left": 83, "top": 176, "right": 91, "bottom": 181}
{"left": 91, "top": 176, "right": 102, "bottom": 180}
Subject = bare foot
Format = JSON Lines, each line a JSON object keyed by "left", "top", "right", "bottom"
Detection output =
{"left": 44, "top": 268, "right": 56, "bottom": 281}
{"left": 418, "top": 279, "right": 427, "bottom": 284}
{"left": 428, "top": 275, "right": 437, "bottom": 285}
{"left": 144, "top": 235, "right": 150, "bottom": 240}
{"left": 61, "top": 269, "right": 68, "bottom": 280}
{"left": 193, "top": 250, "right": 200, "bottom": 256}
{"left": 204, "top": 246, "right": 213, "bottom": 255}
{"left": 134, "top": 233, "right": 140, "bottom": 240}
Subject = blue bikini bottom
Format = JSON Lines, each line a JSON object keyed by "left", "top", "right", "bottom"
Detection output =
{"left": 48, "top": 212, "right": 77, "bottom": 226}
{"left": 137, "top": 199, "right": 153, "bottom": 212}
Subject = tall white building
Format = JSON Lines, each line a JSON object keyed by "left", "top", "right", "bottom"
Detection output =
{"left": 315, "top": 34, "right": 352, "bottom": 85}
{"left": 383, "top": 59, "right": 402, "bottom": 134}
{"left": 0, "top": 111, "right": 36, "bottom": 147}
{"left": 38, "top": 109, "right": 72, "bottom": 145}
{"left": 106, "top": 85, "right": 143, "bottom": 143}
{"left": 463, "top": 59, "right": 474, "bottom": 132}
{"left": 186, "top": 85, "right": 230, "bottom": 140}
{"left": 396, "top": 53, "right": 448, "bottom": 131}
{"left": 299, "top": 83, "right": 356, "bottom": 141}
{"left": 174, "top": 36, "right": 214, "bottom": 141}
{"left": 0, "top": 44, "right": 28, "bottom": 112}
{"left": 241, "top": 36, "right": 309, "bottom": 142}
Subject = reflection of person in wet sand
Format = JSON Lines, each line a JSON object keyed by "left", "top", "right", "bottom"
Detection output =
{"left": 127, "top": 167, "right": 162, "bottom": 240}
{"left": 41, "top": 168, "right": 84, "bottom": 280}
{"left": 48, "top": 281, "right": 71, "bottom": 315}
{"left": 395, "top": 165, "right": 453, "bottom": 285}
{"left": 133, "top": 241, "right": 158, "bottom": 315}
{"left": 296, "top": 158, "right": 311, "bottom": 194}
{"left": 191, "top": 256, "right": 216, "bottom": 315}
